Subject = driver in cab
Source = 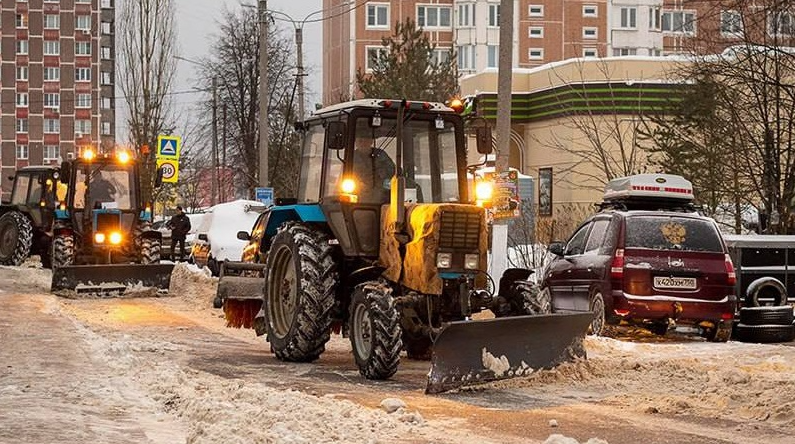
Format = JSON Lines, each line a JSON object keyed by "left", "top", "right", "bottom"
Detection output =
{"left": 351, "top": 136, "right": 394, "bottom": 205}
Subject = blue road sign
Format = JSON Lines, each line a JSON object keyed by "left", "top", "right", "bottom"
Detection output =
{"left": 255, "top": 187, "right": 274, "bottom": 207}
{"left": 156, "top": 135, "right": 181, "bottom": 159}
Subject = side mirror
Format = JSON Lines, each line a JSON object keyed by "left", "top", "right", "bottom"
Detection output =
{"left": 154, "top": 166, "right": 164, "bottom": 188}
{"left": 548, "top": 242, "right": 565, "bottom": 256}
{"left": 236, "top": 231, "right": 250, "bottom": 241}
{"left": 326, "top": 121, "right": 347, "bottom": 150}
{"left": 475, "top": 126, "right": 493, "bottom": 155}
{"left": 59, "top": 161, "right": 71, "bottom": 184}
{"left": 198, "top": 233, "right": 208, "bottom": 241}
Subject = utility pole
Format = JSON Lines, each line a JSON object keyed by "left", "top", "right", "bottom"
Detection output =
{"left": 491, "top": 0, "right": 514, "bottom": 283}
{"left": 222, "top": 103, "right": 228, "bottom": 202}
{"left": 211, "top": 76, "right": 218, "bottom": 206}
{"left": 296, "top": 26, "right": 305, "bottom": 123}
{"left": 258, "top": 0, "right": 269, "bottom": 188}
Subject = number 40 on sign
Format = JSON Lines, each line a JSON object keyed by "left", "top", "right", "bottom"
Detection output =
{"left": 157, "top": 158, "right": 179, "bottom": 183}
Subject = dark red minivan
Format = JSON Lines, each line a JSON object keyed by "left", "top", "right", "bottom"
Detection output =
{"left": 541, "top": 174, "right": 737, "bottom": 341}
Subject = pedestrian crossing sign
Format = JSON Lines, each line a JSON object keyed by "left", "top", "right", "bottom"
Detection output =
{"left": 156, "top": 135, "right": 181, "bottom": 159}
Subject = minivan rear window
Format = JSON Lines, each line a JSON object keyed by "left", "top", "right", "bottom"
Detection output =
{"left": 625, "top": 216, "right": 723, "bottom": 252}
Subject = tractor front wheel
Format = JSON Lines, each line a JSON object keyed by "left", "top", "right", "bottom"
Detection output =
{"left": 264, "top": 223, "right": 337, "bottom": 362}
{"left": 140, "top": 238, "right": 161, "bottom": 264}
{"left": 349, "top": 281, "right": 402, "bottom": 379}
{"left": 52, "top": 234, "right": 75, "bottom": 268}
{"left": 0, "top": 211, "right": 33, "bottom": 266}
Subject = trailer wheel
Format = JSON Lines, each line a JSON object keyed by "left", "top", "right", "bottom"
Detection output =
{"left": 350, "top": 281, "right": 402, "bottom": 379}
{"left": 140, "top": 238, "right": 161, "bottom": 264}
{"left": 0, "top": 211, "right": 33, "bottom": 266}
{"left": 52, "top": 234, "right": 75, "bottom": 268}
{"left": 264, "top": 223, "right": 336, "bottom": 362}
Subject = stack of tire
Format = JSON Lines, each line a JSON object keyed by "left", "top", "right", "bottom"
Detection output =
{"left": 734, "top": 306, "right": 795, "bottom": 343}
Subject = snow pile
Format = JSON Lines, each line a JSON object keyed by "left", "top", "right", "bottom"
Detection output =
{"left": 482, "top": 347, "right": 511, "bottom": 377}
{"left": 0, "top": 264, "right": 51, "bottom": 292}
{"left": 544, "top": 435, "right": 609, "bottom": 444}
{"left": 194, "top": 199, "right": 262, "bottom": 261}
{"left": 168, "top": 262, "right": 218, "bottom": 308}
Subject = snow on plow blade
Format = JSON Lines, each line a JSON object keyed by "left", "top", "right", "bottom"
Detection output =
{"left": 426, "top": 312, "right": 593, "bottom": 394}
{"left": 51, "top": 263, "right": 175, "bottom": 295}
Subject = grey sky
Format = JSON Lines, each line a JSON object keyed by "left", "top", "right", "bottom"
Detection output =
{"left": 118, "top": 0, "right": 323, "bottom": 142}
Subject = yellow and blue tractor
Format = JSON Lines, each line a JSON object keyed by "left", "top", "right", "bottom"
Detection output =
{"left": 220, "top": 99, "right": 592, "bottom": 393}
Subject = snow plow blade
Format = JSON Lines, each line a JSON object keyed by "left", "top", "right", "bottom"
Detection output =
{"left": 51, "top": 263, "right": 175, "bottom": 295}
{"left": 426, "top": 312, "right": 593, "bottom": 394}
{"left": 217, "top": 261, "right": 267, "bottom": 329}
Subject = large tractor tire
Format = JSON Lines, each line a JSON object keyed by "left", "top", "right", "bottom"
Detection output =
{"left": 264, "top": 223, "right": 337, "bottom": 362}
{"left": 0, "top": 211, "right": 33, "bottom": 266}
{"left": 494, "top": 282, "right": 552, "bottom": 317}
{"left": 349, "top": 281, "right": 402, "bottom": 379}
{"left": 52, "top": 234, "right": 75, "bottom": 268}
{"left": 140, "top": 238, "right": 161, "bottom": 264}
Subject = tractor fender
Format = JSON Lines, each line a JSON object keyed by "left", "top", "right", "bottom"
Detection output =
{"left": 264, "top": 204, "right": 327, "bottom": 238}
{"left": 344, "top": 265, "right": 386, "bottom": 290}
{"left": 498, "top": 267, "right": 535, "bottom": 297}
{"left": 138, "top": 229, "right": 163, "bottom": 241}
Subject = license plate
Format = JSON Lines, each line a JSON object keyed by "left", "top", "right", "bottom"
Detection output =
{"left": 654, "top": 276, "right": 697, "bottom": 290}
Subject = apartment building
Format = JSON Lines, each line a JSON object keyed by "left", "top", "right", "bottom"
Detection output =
{"left": 1, "top": 0, "right": 115, "bottom": 199}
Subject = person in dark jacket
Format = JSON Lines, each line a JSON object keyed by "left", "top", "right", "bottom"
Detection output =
{"left": 166, "top": 206, "right": 191, "bottom": 261}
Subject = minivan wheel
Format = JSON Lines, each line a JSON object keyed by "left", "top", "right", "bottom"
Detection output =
{"left": 588, "top": 291, "right": 606, "bottom": 336}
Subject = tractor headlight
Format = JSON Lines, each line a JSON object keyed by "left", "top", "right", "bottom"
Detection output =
{"left": 109, "top": 232, "right": 123, "bottom": 245}
{"left": 341, "top": 177, "right": 357, "bottom": 194}
{"left": 464, "top": 254, "right": 480, "bottom": 270}
{"left": 118, "top": 151, "right": 130, "bottom": 164}
{"left": 475, "top": 181, "right": 493, "bottom": 201}
{"left": 436, "top": 252, "right": 452, "bottom": 269}
{"left": 94, "top": 233, "right": 106, "bottom": 243}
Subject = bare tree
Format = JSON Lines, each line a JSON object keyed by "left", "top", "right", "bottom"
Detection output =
{"left": 118, "top": 0, "right": 178, "bottom": 203}
{"left": 197, "top": 6, "right": 301, "bottom": 199}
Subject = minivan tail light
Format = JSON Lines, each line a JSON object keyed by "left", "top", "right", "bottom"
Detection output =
{"left": 611, "top": 249, "right": 625, "bottom": 279}
{"left": 725, "top": 254, "right": 736, "bottom": 286}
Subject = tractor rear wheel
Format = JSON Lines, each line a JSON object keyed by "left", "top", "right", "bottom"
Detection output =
{"left": 350, "top": 281, "right": 402, "bottom": 379}
{"left": 52, "top": 234, "right": 75, "bottom": 268}
{"left": 264, "top": 223, "right": 337, "bottom": 362}
{"left": 140, "top": 238, "right": 161, "bottom": 264}
{"left": 0, "top": 211, "right": 33, "bottom": 266}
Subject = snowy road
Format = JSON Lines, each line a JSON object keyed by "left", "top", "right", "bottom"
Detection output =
{"left": 1, "top": 263, "right": 794, "bottom": 444}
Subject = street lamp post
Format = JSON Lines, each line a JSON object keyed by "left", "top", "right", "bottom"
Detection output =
{"left": 258, "top": 0, "right": 269, "bottom": 188}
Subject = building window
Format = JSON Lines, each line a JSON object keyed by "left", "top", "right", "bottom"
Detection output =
{"left": 528, "top": 48, "right": 544, "bottom": 60}
{"left": 430, "top": 48, "right": 451, "bottom": 65}
{"left": 620, "top": 8, "right": 637, "bottom": 29}
{"left": 16, "top": 145, "right": 29, "bottom": 160}
{"left": 101, "top": 122, "right": 111, "bottom": 135}
{"left": 76, "top": 68, "right": 92, "bottom": 82}
{"left": 101, "top": 97, "right": 113, "bottom": 109}
{"left": 366, "top": 3, "right": 389, "bottom": 29}
{"left": 457, "top": 45, "right": 475, "bottom": 70}
{"left": 365, "top": 46, "right": 387, "bottom": 72}
{"left": 16, "top": 93, "right": 29, "bottom": 107}
{"left": 458, "top": 3, "right": 474, "bottom": 27}
{"left": 768, "top": 11, "right": 794, "bottom": 36}
{"left": 417, "top": 5, "right": 452, "bottom": 29}
{"left": 75, "top": 42, "right": 92, "bottom": 56}
{"left": 16, "top": 119, "right": 28, "bottom": 133}
{"left": 16, "top": 40, "right": 29, "bottom": 55}
{"left": 44, "top": 40, "right": 60, "bottom": 56}
{"left": 583, "top": 27, "right": 598, "bottom": 39}
{"left": 583, "top": 48, "right": 598, "bottom": 57}
{"left": 528, "top": 5, "right": 543, "bottom": 18}
{"left": 44, "top": 14, "right": 60, "bottom": 29}
{"left": 488, "top": 4, "right": 500, "bottom": 27}
{"left": 721, "top": 10, "right": 743, "bottom": 37}
{"left": 44, "top": 93, "right": 60, "bottom": 108}
{"left": 101, "top": 0, "right": 112, "bottom": 8}
{"left": 76, "top": 15, "right": 91, "bottom": 31}
{"left": 44, "top": 145, "right": 60, "bottom": 162}
{"left": 76, "top": 0, "right": 92, "bottom": 3}
{"left": 75, "top": 120, "right": 92, "bottom": 135}
{"left": 583, "top": 5, "right": 598, "bottom": 18}
{"left": 649, "top": 7, "right": 661, "bottom": 30}
{"left": 101, "top": 21, "right": 112, "bottom": 34}
{"left": 101, "top": 46, "right": 111, "bottom": 59}
{"left": 44, "top": 119, "right": 60, "bottom": 134}
{"left": 16, "top": 14, "right": 28, "bottom": 29}
{"left": 528, "top": 26, "right": 543, "bottom": 38}
{"left": 76, "top": 94, "right": 92, "bottom": 108}
{"left": 487, "top": 45, "right": 498, "bottom": 68}
{"left": 44, "top": 67, "right": 60, "bottom": 81}
{"left": 101, "top": 72, "right": 112, "bottom": 85}
{"left": 613, "top": 48, "right": 637, "bottom": 56}
{"left": 17, "top": 66, "right": 28, "bottom": 81}
{"left": 662, "top": 11, "right": 696, "bottom": 34}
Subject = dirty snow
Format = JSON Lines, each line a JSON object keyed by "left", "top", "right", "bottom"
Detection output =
{"left": 544, "top": 436, "right": 608, "bottom": 444}
{"left": 482, "top": 347, "right": 511, "bottom": 377}
{"left": 168, "top": 262, "right": 218, "bottom": 308}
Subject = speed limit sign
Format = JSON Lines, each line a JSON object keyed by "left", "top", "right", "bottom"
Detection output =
{"left": 156, "top": 158, "right": 179, "bottom": 183}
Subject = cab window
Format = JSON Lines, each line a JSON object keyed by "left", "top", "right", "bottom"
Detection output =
{"left": 298, "top": 124, "right": 324, "bottom": 203}
{"left": 11, "top": 175, "right": 30, "bottom": 205}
